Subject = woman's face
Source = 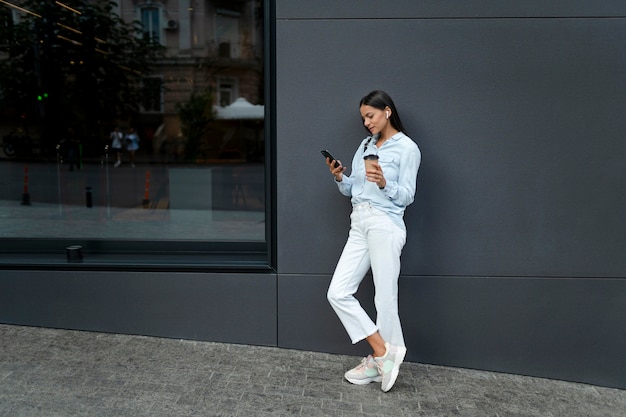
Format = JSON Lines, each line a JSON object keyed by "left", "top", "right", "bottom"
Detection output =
{"left": 360, "top": 105, "right": 388, "bottom": 135}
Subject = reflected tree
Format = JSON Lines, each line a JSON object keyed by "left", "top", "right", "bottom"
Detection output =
{"left": 0, "top": 0, "right": 163, "bottom": 155}
{"left": 176, "top": 90, "right": 216, "bottom": 162}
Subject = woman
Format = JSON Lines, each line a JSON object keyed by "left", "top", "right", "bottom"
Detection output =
{"left": 110, "top": 126, "right": 123, "bottom": 167}
{"left": 325, "top": 90, "right": 421, "bottom": 392}
{"left": 125, "top": 127, "right": 140, "bottom": 167}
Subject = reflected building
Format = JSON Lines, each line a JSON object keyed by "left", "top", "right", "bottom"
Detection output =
{"left": 0, "top": 0, "right": 264, "bottom": 162}
{"left": 117, "top": 0, "right": 264, "bottom": 161}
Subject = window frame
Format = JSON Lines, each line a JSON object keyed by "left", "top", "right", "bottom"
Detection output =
{"left": 217, "top": 77, "right": 239, "bottom": 107}
{"left": 138, "top": 4, "right": 163, "bottom": 44}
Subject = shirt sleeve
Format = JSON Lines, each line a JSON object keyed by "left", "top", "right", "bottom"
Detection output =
{"left": 381, "top": 141, "right": 421, "bottom": 207}
{"left": 336, "top": 174, "right": 353, "bottom": 197}
{"left": 335, "top": 138, "right": 369, "bottom": 198}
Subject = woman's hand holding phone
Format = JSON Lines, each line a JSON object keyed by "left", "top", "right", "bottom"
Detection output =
{"left": 321, "top": 150, "right": 345, "bottom": 181}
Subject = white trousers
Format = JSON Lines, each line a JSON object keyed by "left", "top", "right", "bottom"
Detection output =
{"left": 327, "top": 202, "right": 407, "bottom": 347}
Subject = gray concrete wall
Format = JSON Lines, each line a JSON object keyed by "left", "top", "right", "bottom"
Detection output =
{"left": 274, "top": 1, "right": 626, "bottom": 388}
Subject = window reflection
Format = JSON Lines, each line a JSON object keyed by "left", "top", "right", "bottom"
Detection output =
{"left": 0, "top": 0, "right": 265, "bottom": 244}
{"left": 140, "top": 6, "right": 161, "bottom": 43}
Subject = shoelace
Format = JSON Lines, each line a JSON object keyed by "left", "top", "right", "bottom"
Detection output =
{"left": 355, "top": 355, "right": 373, "bottom": 371}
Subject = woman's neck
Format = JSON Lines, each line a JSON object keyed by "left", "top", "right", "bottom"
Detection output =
{"left": 377, "top": 128, "right": 399, "bottom": 146}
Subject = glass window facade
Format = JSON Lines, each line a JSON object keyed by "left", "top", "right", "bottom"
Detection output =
{"left": 0, "top": 0, "right": 268, "bottom": 267}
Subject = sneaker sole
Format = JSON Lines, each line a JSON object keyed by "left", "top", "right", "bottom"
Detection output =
{"left": 345, "top": 375, "right": 382, "bottom": 385}
{"left": 381, "top": 346, "right": 407, "bottom": 392}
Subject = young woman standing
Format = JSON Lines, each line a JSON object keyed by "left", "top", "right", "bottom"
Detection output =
{"left": 325, "top": 90, "right": 421, "bottom": 392}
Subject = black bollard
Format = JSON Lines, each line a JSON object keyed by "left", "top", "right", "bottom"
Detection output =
{"left": 21, "top": 166, "right": 31, "bottom": 206}
{"left": 85, "top": 186, "right": 93, "bottom": 208}
{"left": 66, "top": 245, "right": 83, "bottom": 262}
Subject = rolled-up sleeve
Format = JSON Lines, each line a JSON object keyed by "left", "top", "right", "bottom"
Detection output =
{"left": 336, "top": 174, "right": 353, "bottom": 197}
{"left": 382, "top": 142, "right": 420, "bottom": 207}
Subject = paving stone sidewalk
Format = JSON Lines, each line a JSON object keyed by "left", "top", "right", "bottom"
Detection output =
{"left": 0, "top": 324, "right": 624, "bottom": 417}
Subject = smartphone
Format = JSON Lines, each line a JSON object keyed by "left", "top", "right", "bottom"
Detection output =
{"left": 321, "top": 150, "right": 340, "bottom": 168}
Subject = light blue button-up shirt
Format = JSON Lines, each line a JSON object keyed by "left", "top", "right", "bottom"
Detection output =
{"left": 336, "top": 132, "right": 421, "bottom": 230}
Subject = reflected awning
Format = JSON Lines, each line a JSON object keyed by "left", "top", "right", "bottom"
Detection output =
{"left": 215, "top": 97, "right": 264, "bottom": 120}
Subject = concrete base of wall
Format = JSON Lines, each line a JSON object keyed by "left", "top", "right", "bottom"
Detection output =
{"left": 1, "top": 270, "right": 624, "bottom": 389}
{"left": 0, "top": 270, "right": 277, "bottom": 346}
{"left": 278, "top": 274, "right": 626, "bottom": 390}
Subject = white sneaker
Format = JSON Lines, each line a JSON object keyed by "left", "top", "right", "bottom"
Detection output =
{"left": 344, "top": 355, "right": 382, "bottom": 385}
{"left": 375, "top": 342, "right": 407, "bottom": 392}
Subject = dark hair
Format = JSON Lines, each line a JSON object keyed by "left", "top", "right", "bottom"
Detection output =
{"left": 359, "top": 90, "right": 406, "bottom": 134}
